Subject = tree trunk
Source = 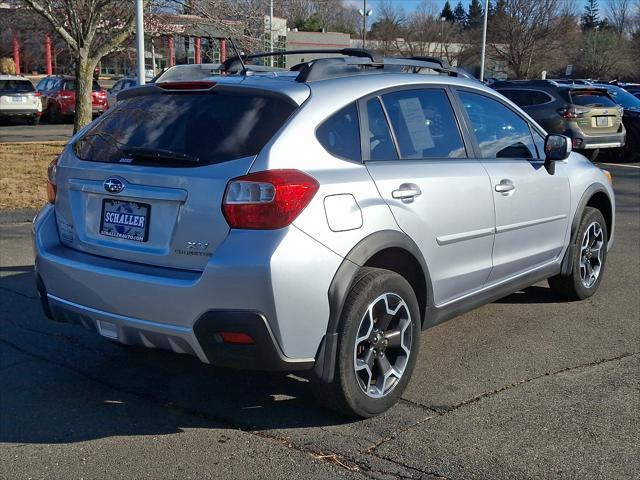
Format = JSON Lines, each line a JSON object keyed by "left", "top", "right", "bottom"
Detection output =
{"left": 74, "top": 56, "right": 96, "bottom": 134}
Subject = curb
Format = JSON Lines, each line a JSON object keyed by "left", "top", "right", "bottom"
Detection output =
{"left": 0, "top": 208, "right": 39, "bottom": 224}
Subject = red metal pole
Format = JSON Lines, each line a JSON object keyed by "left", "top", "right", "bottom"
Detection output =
{"left": 45, "top": 33, "right": 52, "bottom": 75}
{"left": 194, "top": 37, "right": 201, "bottom": 64}
{"left": 220, "top": 38, "right": 226, "bottom": 63}
{"left": 12, "top": 32, "right": 20, "bottom": 75}
{"left": 168, "top": 36, "right": 174, "bottom": 66}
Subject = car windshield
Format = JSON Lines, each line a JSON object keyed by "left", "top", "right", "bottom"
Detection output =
{"left": 73, "top": 89, "right": 297, "bottom": 166}
{"left": 604, "top": 87, "right": 640, "bottom": 109}
{"left": 0, "top": 79, "right": 34, "bottom": 93}
{"left": 569, "top": 90, "right": 617, "bottom": 108}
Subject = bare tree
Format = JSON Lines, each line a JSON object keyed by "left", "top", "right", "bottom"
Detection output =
{"left": 20, "top": 0, "right": 147, "bottom": 132}
{"left": 369, "top": 0, "right": 405, "bottom": 54}
{"left": 606, "top": 0, "right": 633, "bottom": 34}
{"left": 488, "top": 0, "right": 577, "bottom": 78}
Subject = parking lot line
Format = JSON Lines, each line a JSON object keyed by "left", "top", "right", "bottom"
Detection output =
{"left": 597, "top": 162, "right": 640, "bottom": 169}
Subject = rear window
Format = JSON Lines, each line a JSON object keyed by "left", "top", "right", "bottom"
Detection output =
{"left": 569, "top": 90, "right": 617, "bottom": 107}
{"left": 62, "top": 80, "right": 102, "bottom": 92}
{"left": 498, "top": 89, "right": 552, "bottom": 107}
{"left": 74, "top": 90, "right": 297, "bottom": 165}
{"left": 0, "top": 80, "right": 34, "bottom": 93}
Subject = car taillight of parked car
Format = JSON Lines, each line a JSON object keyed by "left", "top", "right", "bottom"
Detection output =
{"left": 47, "top": 157, "right": 59, "bottom": 204}
{"left": 559, "top": 106, "right": 590, "bottom": 119}
{"left": 58, "top": 91, "right": 73, "bottom": 100}
{"left": 222, "top": 170, "right": 319, "bottom": 229}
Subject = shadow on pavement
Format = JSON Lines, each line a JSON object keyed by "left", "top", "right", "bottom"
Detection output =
{"left": 0, "top": 267, "right": 354, "bottom": 446}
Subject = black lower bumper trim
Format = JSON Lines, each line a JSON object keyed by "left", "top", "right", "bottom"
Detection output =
{"left": 193, "top": 310, "right": 314, "bottom": 372}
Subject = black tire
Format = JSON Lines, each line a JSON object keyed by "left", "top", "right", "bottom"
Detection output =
{"left": 548, "top": 207, "right": 608, "bottom": 300}
{"left": 312, "top": 267, "right": 421, "bottom": 418}
{"left": 28, "top": 116, "right": 40, "bottom": 126}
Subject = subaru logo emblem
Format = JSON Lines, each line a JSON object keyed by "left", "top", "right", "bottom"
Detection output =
{"left": 103, "top": 177, "right": 125, "bottom": 194}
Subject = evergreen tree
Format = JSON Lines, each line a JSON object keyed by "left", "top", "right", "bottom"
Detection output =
{"left": 467, "top": 0, "right": 484, "bottom": 29}
{"left": 453, "top": 1, "right": 467, "bottom": 26}
{"left": 440, "top": 1, "right": 455, "bottom": 21}
{"left": 492, "top": 0, "right": 507, "bottom": 18}
{"left": 581, "top": 0, "right": 600, "bottom": 31}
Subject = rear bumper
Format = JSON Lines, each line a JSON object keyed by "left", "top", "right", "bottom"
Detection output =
{"left": 33, "top": 204, "right": 341, "bottom": 370}
{"left": 573, "top": 130, "right": 626, "bottom": 150}
{"left": 0, "top": 108, "right": 40, "bottom": 117}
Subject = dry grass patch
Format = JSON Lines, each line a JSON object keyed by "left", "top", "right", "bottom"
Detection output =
{"left": 0, "top": 142, "right": 65, "bottom": 210}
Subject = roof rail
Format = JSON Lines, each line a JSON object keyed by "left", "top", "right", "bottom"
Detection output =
{"left": 221, "top": 48, "right": 461, "bottom": 82}
{"left": 221, "top": 48, "right": 384, "bottom": 73}
{"left": 492, "top": 79, "right": 560, "bottom": 88}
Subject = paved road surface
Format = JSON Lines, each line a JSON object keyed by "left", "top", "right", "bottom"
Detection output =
{"left": 1, "top": 163, "right": 638, "bottom": 479}
{"left": 0, "top": 122, "right": 73, "bottom": 143}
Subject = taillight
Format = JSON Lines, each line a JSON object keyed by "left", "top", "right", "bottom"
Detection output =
{"left": 559, "top": 106, "right": 589, "bottom": 119}
{"left": 58, "top": 90, "right": 73, "bottom": 100}
{"left": 34, "top": 91, "right": 41, "bottom": 97}
{"left": 47, "top": 157, "right": 58, "bottom": 204}
{"left": 222, "top": 170, "right": 319, "bottom": 229}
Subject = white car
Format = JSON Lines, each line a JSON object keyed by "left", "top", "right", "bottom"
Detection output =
{"left": 0, "top": 75, "right": 42, "bottom": 124}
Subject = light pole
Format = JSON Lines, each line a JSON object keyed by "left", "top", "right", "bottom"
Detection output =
{"left": 135, "top": 0, "right": 145, "bottom": 85}
{"left": 479, "top": 0, "right": 489, "bottom": 82}
{"left": 440, "top": 17, "right": 446, "bottom": 58}
{"left": 358, "top": 1, "right": 372, "bottom": 48}
{"left": 269, "top": 0, "right": 274, "bottom": 67}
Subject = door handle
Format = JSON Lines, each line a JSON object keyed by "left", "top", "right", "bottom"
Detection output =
{"left": 392, "top": 183, "right": 422, "bottom": 202}
{"left": 495, "top": 179, "right": 515, "bottom": 195}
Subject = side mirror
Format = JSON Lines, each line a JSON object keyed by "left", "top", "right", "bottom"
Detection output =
{"left": 544, "top": 134, "right": 571, "bottom": 174}
{"left": 545, "top": 134, "right": 571, "bottom": 161}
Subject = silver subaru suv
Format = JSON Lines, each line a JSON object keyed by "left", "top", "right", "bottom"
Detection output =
{"left": 33, "top": 51, "right": 615, "bottom": 417}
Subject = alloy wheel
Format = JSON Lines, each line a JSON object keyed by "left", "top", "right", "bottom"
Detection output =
{"left": 353, "top": 293, "right": 412, "bottom": 398}
{"left": 579, "top": 221, "right": 604, "bottom": 288}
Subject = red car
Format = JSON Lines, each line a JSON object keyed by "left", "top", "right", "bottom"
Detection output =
{"left": 35, "top": 75, "right": 107, "bottom": 122}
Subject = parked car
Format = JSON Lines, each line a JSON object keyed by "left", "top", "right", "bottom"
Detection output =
{"left": 0, "top": 75, "right": 42, "bottom": 124}
{"left": 590, "top": 83, "right": 640, "bottom": 161}
{"left": 35, "top": 75, "right": 108, "bottom": 122}
{"left": 493, "top": 79, "right": 625, "bottom": 160}
{"left": 107, "top": 77, "right": 138, "bottom": 108}
{"left": 34, "top": 52, "right": 615, "bottom": 418}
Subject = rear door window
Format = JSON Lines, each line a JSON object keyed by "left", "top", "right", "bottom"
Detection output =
{"left": 316, "top": 103, "right": 361, "bottom": 161}
{"left": 381, "top": 88, "right": 467, "bottom": 159}
{"left": 61, "top": 80, "right": 102, "bottom": 92}
{"left": 74, "top": 89, "right": 297, "bottom": 165}
{"left": 366, "top": 98, "right": 398, "bottom": 161}
{"left": 458, "top": 90, "right": 537, "bottom": 159}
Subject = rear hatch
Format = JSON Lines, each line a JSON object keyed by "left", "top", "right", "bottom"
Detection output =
{"left": 0, "top": 79, "right": 39, "bottom": 112}
{"left": 54, "top": 83, "right": 298, "bottom": 270}
{"left": 566, "top": 89, "right": 622, "bottom": 135}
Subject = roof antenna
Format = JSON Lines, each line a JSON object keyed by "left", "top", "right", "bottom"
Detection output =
{"left": 227, "top": 37, "right": 247, "bottom": 76}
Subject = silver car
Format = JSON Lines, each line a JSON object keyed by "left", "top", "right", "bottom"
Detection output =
{"left": 33, "top": 53, "right": 615, "bottom": 417}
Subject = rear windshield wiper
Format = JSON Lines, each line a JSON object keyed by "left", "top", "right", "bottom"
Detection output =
{"left": 121, "top": 147, "right": 200, "bottom": 164}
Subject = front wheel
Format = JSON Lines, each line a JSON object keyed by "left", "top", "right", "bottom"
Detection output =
{"left": 313, "top": 268, "right": 421, "bottom": 418}
{"left": 548, "top": 207, "right": 608, "bottom": 300}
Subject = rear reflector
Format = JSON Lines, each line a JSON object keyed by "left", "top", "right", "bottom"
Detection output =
{"left": 222, "top": 170, "right": 319, "bottom": 230}
{"left": 156, "top": 81, "right": 216, "bottom": 90}
{"left": 47, "top": 157, "right": 58, "bottom": 204}
{"left": 218, "top": 332, "right": 255, "bottom": 344}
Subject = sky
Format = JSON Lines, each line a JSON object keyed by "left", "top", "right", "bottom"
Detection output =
{"left": 345, "top": 0, "right": 590, "bottom": 23}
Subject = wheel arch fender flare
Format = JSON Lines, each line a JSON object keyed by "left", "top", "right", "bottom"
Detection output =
{"left": 313, "top": 230, "right": 433, "bottom": 383}
{"left": 561, "top": 183, "right": 613, "bottom": 276}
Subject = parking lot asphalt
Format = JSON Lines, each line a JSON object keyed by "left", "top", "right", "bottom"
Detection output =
{"left": 0, "top": 122, "right": 73, "bottom": 143}
{"left": 0, "top": 162, "right": 638, "bottom": 479}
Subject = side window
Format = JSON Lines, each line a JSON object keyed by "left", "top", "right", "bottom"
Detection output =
{"left": 498, "top": 89, "right": 530, "bottom": 106}
{"left": 381, "top": 88, "right": 466, "bottom": 159}
{"left": 366, "top": 98, "right": 397, "bottom": 161}
{"left": 316, "top": 103, "right": 361, "bottom": 161}
{"left": 458, "top": 91, "right": 537, "bottom": 160}
{"left": 529, "top": 91, "right": 552, "bottom": 105}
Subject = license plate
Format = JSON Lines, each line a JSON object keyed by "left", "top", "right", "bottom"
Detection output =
{"left": 596, "top": 116, "right": 608, "bottom": 127}
{"left": 11, "top": 96, "right": 25, "bottom": 103}
{"left": 100, "top": 199, "right": 150, "bottom": 242}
